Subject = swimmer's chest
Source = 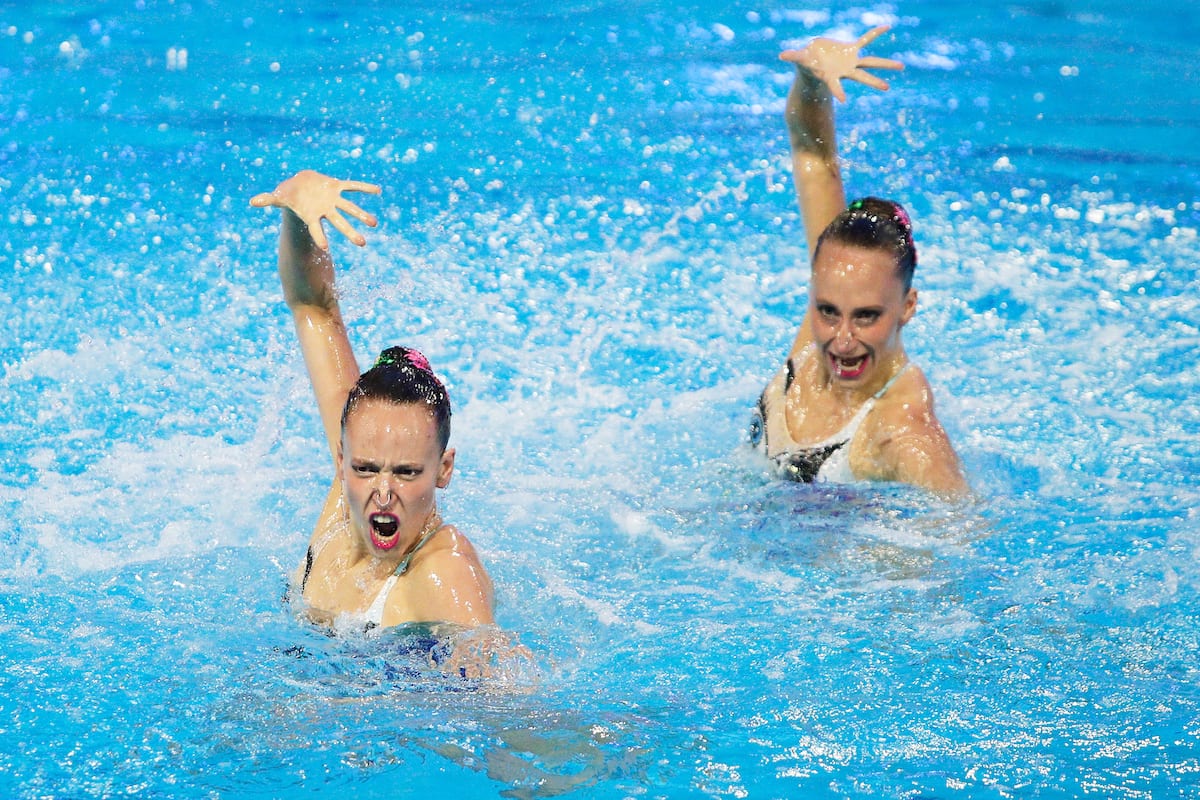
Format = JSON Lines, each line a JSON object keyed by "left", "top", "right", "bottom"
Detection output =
{"left": 781, "top": 376, "right": 874, "bottom": 447}
{"left": 303, "top": 537, "right": 404, "bottom": 619}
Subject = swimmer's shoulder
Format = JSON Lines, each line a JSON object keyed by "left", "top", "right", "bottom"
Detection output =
{"left": 397, "top": 524, "right": 496, "bottom": 625}
{"left": 415, "top": 525, "right": 493, "bottom": 593}
{"left": 858, "top": 362, "right": 944, "bottom": 457}
{"left": 876, "top": 361, "right": 939, "bottom": 419}
{"left": 862, "top": 362, "right": 969, "bottom": 495}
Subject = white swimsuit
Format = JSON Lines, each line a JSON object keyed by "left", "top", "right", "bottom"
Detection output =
{"left": 753, "top": 354, "right": 910, "bottom": 484}
{"left": 364, "top": 575, "right": 399, "bottom": 627}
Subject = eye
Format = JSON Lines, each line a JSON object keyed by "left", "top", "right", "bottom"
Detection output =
{"left": 854, "top": 310, "right": 881, "bottom": 325}
{"left": 816, "top": 304, "right": 839, "bottom": 320}
{"left": 352, "top": 463, "right": 379, "bottom": 476}
{"left": 394, "top": 466, "right": 423, "bottom": 480}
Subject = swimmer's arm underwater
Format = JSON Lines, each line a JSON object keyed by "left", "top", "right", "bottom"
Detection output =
{"left": 250, "top": 170, "right": 382, "bottom": 463}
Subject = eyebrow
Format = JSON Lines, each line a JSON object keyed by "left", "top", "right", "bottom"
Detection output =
{"left": 350, "top": 457, "right": 424, "bottom": 471}
{"left": 815, "top": 300, "right": 885, "bottom": 313}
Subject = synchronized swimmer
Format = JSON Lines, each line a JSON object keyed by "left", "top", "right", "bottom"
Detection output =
{"left": 251, "top": 27, "right": 967, "bottom": 636}
{"left": 752, "top": 26, "right": 968, "bottom": 497}
{"left": 252, "top": 171, "right": 495, "bottom": 631}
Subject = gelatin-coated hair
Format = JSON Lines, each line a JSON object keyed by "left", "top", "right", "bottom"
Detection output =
{"left": 813, "top": 197, "right": 917, "bottom": 293}
{"left": 340, "top": 346, "right": 451, "bottom": 452}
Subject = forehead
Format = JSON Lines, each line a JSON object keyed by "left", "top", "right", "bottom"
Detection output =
{"left": 810, "top": 242, "right": 905, "bottom": 305}
{"left": 342, "top": 400, "right": 440, "bottom": 457}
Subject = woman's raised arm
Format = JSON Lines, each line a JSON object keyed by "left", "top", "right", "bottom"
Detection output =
{"left": 780, "top": 26, "right": 903, "bottom": 259}
{"left": 251, "top": 170, "right": 382, "bottom": 463}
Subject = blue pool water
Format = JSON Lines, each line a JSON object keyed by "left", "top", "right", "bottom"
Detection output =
{"left": 3, "top": 1, "right": 1199, "bottom": 797}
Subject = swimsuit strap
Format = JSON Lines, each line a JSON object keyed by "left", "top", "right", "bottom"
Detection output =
{"left": 392, "top": 511, "right": 444, "bottom": 577}
{"left": 873, "top": 361, "right": 911, "bottom": 400}
{"left": 364, "top": 512, "right": 445, "bottom": 628}
{"left": 300, "top": 545, "right": 315, "bottom": 594}
{"left": 809, "top": 362, "right": 913, "bottom": 450}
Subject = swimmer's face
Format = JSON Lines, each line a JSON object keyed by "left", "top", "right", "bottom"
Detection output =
{"left": 338, "top": 399, "right": 454, "bottom": 557}
{"left": 809, "top": 240, "right": 916, "bottom": 386}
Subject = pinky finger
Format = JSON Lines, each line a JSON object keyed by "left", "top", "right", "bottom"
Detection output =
{"left": 828, "top": 78, "right": 848, "bottom": 103}
{"left": 306, "top": 219, "right": 331, "bottom": 251}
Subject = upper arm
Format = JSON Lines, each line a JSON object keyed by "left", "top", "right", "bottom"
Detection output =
{"left": 791, "top": 149, "right": 846, "bottom": 260}
{"left": 785, "top": 71, "right": 847, "bottom": 260}
{"left": 866, "top": 386, "right": 969, "bottom": 497}
{"left": 290, "top": 304, "right": 360, "bottom": 464}
{"left": 784, "top": 71, "right": 846, "bottom": 357}
{"left": 277, "top": 212, "right": 361, "bottom": 464}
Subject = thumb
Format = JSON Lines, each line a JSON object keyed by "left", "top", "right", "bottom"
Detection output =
{"left": 829, "top": 78, "right": 847, "bottom": 103}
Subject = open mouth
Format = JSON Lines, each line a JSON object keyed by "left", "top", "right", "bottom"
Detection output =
{"left": 369, "top": 513, "right": 401, "bottom": 550}
{"left": 830, "top": 353, "right": 869, "bottom": 380}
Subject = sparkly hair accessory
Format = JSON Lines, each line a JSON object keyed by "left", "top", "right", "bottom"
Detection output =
{"left": 848, "top": 198, "right": 911, "bottom": 231}
{"left": 403, "top": 349, "right": 432, "bottom": 372}
{"left": 373, "top": 346, "right": 433, "bottom": 373}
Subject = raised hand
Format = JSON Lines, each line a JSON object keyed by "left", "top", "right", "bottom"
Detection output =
{"left": 780, "top": 25, "right": 904, "bottom": 102}
{"left": 250, "top": 170, "right": 381, "bottom": 250}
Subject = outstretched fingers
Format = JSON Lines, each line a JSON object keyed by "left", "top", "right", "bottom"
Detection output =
{"left": 779, "top": 26, "right": 903, "bottom": 103}
{"left": 250, "top": 171, "right": 383, "bottom": 250}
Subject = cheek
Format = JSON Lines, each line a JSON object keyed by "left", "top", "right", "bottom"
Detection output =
{"left": 810, "top": 316, "right": 836, "bottom": 338}
{"left": 402, "top": 477, "right": 438, "bottom": 501}
{"left": 341, "top": 478, "right": 368, "bottom": 509}
{"left": 879, "top": 320, "right": 905, "bottom": 347}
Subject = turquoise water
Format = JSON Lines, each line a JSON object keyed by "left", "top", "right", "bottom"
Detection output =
{"left": 2, "top": 1, "right": 1199, "bottom": 797}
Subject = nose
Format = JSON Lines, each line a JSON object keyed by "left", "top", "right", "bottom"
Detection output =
{"left": 831, "top": 320, "right": 855, "bottom": 351}
{"left": 373, "top": 476, "right": 395, "bottom": 508}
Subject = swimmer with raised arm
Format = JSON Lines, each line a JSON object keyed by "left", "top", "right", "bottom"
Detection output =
{"left": 752, "top": 27, "right": 968, "bottom": 496}
{"left": 251, "top": 170, "right": 495, "bottom": 629}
